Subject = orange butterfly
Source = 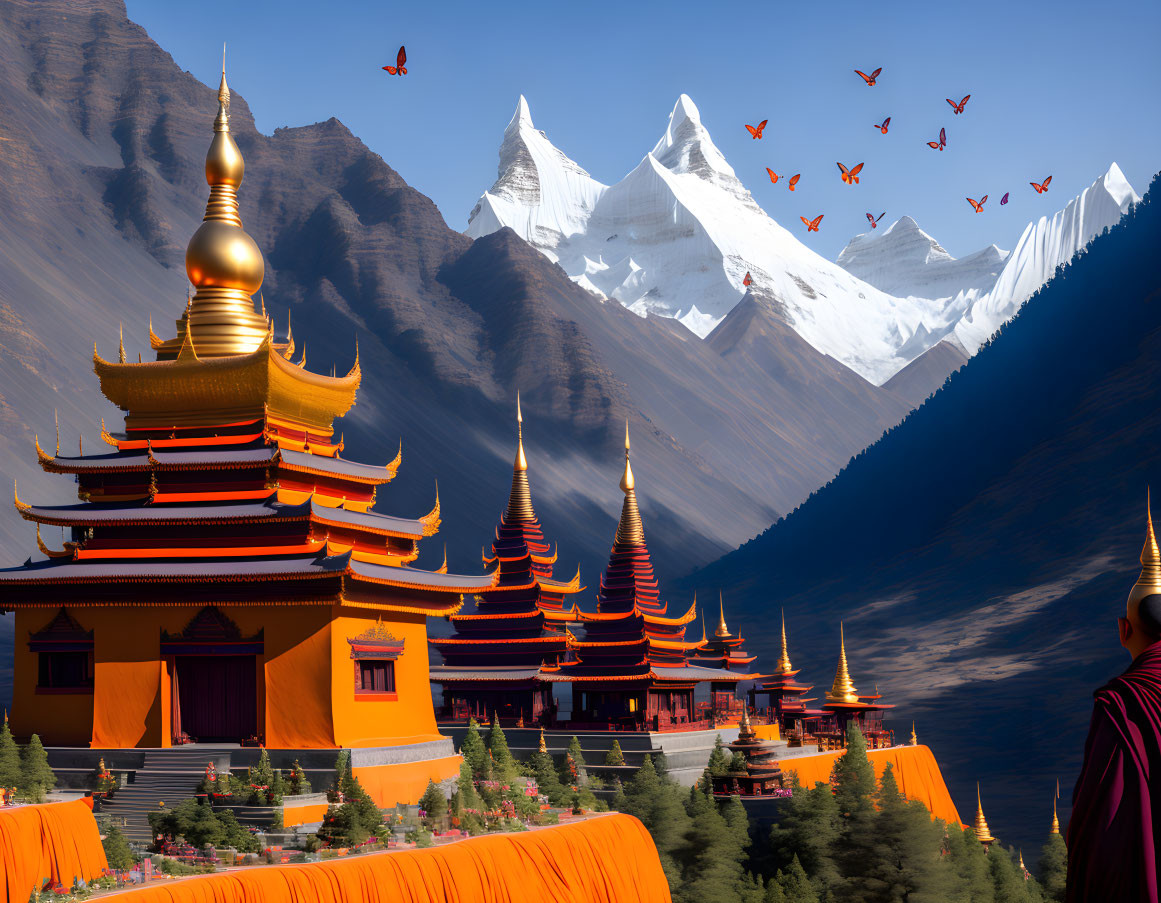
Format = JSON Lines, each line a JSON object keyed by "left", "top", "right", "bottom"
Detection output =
{"left": 743, "top": 272, "right": 753, "bottom": 287}
{"left": 1029, "top": 176, "right": 1053, "bottom": 194}
{"left": 866, "top": 211, "right": 885, "bottom": 229}
{"left": 800, "top": 214, "right": 823, "bottom": 232}
{"left": 946, "top": 95, "right": 970, "bottom": 114}
{"left": 965, "top": 195, "right": 988, "bottom": 213}
{"left": 837, "top": 162, "right": 864, "bottom": 185}
{"left": 788, "top": 173, "right": 801, "bottom": 191}
{"left": 854, "top": 67, "right": 882, "bottom": 86}
{"left": 765, "top": 168, "right": 779, "bottom": 185}
{"left": 927, "top": 127, "right": 947, "bottom": 151}
{"left": 382, "top": 45, "right": 407, "bottom": 76}
{"left": 745, "top": 120, "right": 768, "bottom": 140}
{"left": 874, "top": 117, "right": 891, "bottom": 134}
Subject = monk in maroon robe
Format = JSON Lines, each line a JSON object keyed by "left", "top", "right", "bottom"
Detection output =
{"left": 1067, "top": 498, "right": 1161, "bottom": 903}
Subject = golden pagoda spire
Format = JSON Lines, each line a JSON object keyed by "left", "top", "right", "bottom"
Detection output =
{"left": 738, "top": 705, "right": 755, "bottom": 741}
{"left": 505, "top": 393, "right": 535, "bottom": 523}
{"left": 1018, "top": 850, "right": 1027, "bottom": 874}
{"left": 973, "top": 783, "right": 995, "bottom": 845}
{"left": 1128, "top": 487, "right": 1161, "bottom": 623}
{"left": 613, "top": 420, "right": 645, "bottom": 549}
{"left": 160, "top": 46, "right": 267, "bottom": 360}
{"left": 777, "top": 609, "right": 793, "bottom": 673}
{"left": 715, "top": 592, "right": 731, "bottom": 638}
{"left": 699, "top": 604, "right": 707, "bottom": 645}
{"left": 118, "top": 324, "right": 126, "bottom": 363}
{"left": 538, "top": 727, "right": 547, "bottom": 754}
{"left": 910, "top": 722, "right": 918, "bottom": 746}
{"left": 826, "top": 622, "right": 859, "bottom": 704}
{"left": 1050, "top": 780, "right": 1060, "bottom": 834}
{"left": 54, "top": 410, "right": 60, "bottom": 456}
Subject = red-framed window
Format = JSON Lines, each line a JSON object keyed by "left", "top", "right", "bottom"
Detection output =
{"left": 354, "top": 659, "right": 396, "bottom": 699}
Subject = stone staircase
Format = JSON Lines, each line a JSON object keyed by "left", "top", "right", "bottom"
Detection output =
{"left": 99, "top": 748, "right": 231, "bottom": 844}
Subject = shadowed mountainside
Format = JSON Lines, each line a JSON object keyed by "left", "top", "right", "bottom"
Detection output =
{"left": 685, "top": 178, "right": 1160, "bottom": 852}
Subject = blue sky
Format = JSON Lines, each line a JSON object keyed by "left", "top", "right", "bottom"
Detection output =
{"left": 127, "top": 0, "right": 1160, "bottom": 260}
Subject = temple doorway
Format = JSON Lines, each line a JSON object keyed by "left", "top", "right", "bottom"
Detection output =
{"left": 172, "top": 655, "right": 257, "bottom": 743}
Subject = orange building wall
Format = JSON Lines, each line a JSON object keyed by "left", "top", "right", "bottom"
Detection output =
{"left": 329, "top": 609, "right": 443, "bottom": 748}
{"left": 352, "top": 755, "right": 463, "bottom": 809}
{"left": 776, "top": 744, "right": 962, "bottom": 826}
{"left": 264, "top": 608, "right": 335, "bottom": 749}
{"left": 10, "top": 610, "right": 94, "bottom": 745}
{"left": 0, "top": 800, "right": 108, "bottom": 902}
{"left": 281, "top": 801, "right": 330, "bottom": 828}
{"left": 99, "top": 814, "right": 671, "bottom": 903}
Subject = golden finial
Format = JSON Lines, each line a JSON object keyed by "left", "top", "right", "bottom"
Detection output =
{"left": 738, "top": 705, "right": 755, "bottom": 742}
{"left": 34, "top": 434, "right": 52, "bottom": 467}
{"left": 118, "top": 323, "right": 126, "bottom": 363}
{"left": 54, "top": 410, "right": 59, "bottom": 456}
{"left": 437, "top": 544, "right": 448, "bottom": 574}
{"left": 613, "top": 421, "right": 645, "bottom": 549}
{"left": 826, "top": 622, "right": 859, "bottom": 704}
{"left": 538, "top": 727, "right": 547, "bottom": 754}
{"left": 1050, "top": 780, "right": 1060, "bottom": 834}
{"left": 910, "top": 722, "right": 918, "bottom": 746}
{"left": 973, "top": 783, "right": 995, "bottom": 845}
{"left": 1128, "top": 487, "right": 1161, "bottom": 623}
{"left": 506, "top": 393, "right": 535, "bottom": 522}
{"left": 420, "top": 481, "right": 441, "bottom": 535}
{"left": 79, "top": 433, "right": 83, "bottom": 456}
{"left": 715, "top": 591, "right": 731, "bottom": 638}
{"left": 13, "top": 481, "right": 30, "bottom": 513}
{"left": 777, "top": 609, "right": 793, "bottom": 673}
{"left": 1018, "top": 850, "right": 1027, "bottom": 874}
{"left": 699, "top": 606, "right": 707, "bottom": 645}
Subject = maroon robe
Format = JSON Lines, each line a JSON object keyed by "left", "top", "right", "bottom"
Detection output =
{"left": 1067, "top": 641, "right": 1161, "bottom": 903}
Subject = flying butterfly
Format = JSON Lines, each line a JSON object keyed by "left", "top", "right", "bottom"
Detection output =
{"left": 382, "top": 45, "right": 407, "bottom": 76}
{"left": 743, "top": 271, "right": 753, "bottom": 287}
{"left": 787, "top": 173, "right": 801, "bottom": 191}
{"left": 745, "top": 120, "right": 768, "bottom": 140}
{"left": 854, "top": 67, "right": 882, "bottom": 86}
{"left": 800, "top": 214, "right": 824, "bottom": 232}
{"left": 1001, "top": 192, "right": 1010, "bottom": 205}
{"left": 866, "top": 211, "right": 885, "bottom": 229}
{"left": 966, "top": 195, "right": 988, "bottom": 213}
{"left": 927, "top": 127, "right": 947, "bottom": 151}
{"left": 1030, "top": 176, "right": 1053, "bottom": 194}
{"left": 874, "top": 117, "right": 891, "bottom": 134}
{"left": 837, "top": 162, "right": 864, "bottom": 185}
{"left": 946, "top": 95, "right": 970, "bottom": 115}
{"left": 765, "top": 167, "right": 780, "bottom": 185}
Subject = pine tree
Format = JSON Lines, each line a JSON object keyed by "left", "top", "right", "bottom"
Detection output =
{"left": 288, "top": 760, "right": 311, "bottom": 796}
{"left": 1038, "top": 833, "right": 1067, "bottom": 902}
{"left": 0, "top": 717, "right": 20, "bottom": 791}
{"left": 620, "top": 756, "right": 691, "bottom": 887}
{"left": 19, "top": 734, "right": 55, "bottom": 802}
{"left": 101, "top": 823, "right": 135, "bottom": 870}
{"left": 767, "top": 773, "right": 841, "bottom": 891}
{"left": 460, "top": 718, "right": 489, "bottom": 778}
{"left": 945, "top": 825, "right": 996, "bottom": 902}
{"left": 776, "top": 855, "right": 819, "bottom": 903}
{"left": 338, "top": 760, "right": 382, "bottom": 835}
{"left": 487, "top": 718, "right": 518, "bottom": 783}
{"left": 678, "top": 780, "right": 748, "bottom": 903}
{"left": 331, "top": 749, "right": 351, "bottom": 801}
{"left": 729, "top": 750, "right": 748, "bottom": 773}
{"left": 567, "top": 735, "right": 586, "bottom": 769}
{"left": 604, "top": 739, "right": 625, "bottom": 766}
{"left": 418, "top": 780, "right": 448, "bottom": 829}
{"left": 831, "top": 722, "right": 875, "bottom": 820}
{"left": 990, "top": 844, "right": 1042, "bottom": 903}
{"left": 653, "top": 750, "right": 669, "bottom": 778}
{"left": 528, "top": 743, "right": 567, "bottom": 806}
{"left": 453, "top": 760, "right": 482, "bottom": 815}
{"left": 707, "top": 734, "right": 730, "bottom": 777}
{"left": 721, "top": 793, "right": 751, "bottom": 855}
{"left": 248, "top": 749, "right": 276, "bottom": 804}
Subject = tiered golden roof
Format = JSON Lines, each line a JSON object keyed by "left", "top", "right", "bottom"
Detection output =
{"left": 973, "top": 784, "right": 995, "bottom": 845}
{"left": 715, "top": 592, "right": 732, "bottom": 638}
{"left": 1128, "top": 488, "right": 1161, "bottom": 621}
{"left": 505, "top": 393, "right": 535, "bottom": 523}
{"left": 826, "top": 623, "right": 859, "bottom": 704}
{"left": 613, "top": 422, "right": 644, "bottom": 549}
{"left": 776, "top": 610, "right": 793, "bottom": 674}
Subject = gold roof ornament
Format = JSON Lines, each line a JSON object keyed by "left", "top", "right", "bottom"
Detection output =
{"left": 738, "top": 705, "right": 755, "bottom": 742}
{"left": 1018, "top": 850, "right": 1027, "bottom": 874}
{"left": 973, "top": 784, "right": 995, "bottom": 845}
{"left": 118, "top": 324, "right": 126, "bottom": 364}
{"left": 910, "top": 722, "right": 918, "bottom": 746}
{"left": 715, "top": 592, "right": 732, "bottom": 638}
{"left": 699, "top": 606, "right": 707, "bottom": 645}
{"left": 613, "top": 421, "right": 645, "bottom": 549}
{"left": 505, "top": 393, "right": 535, "bottom": 523}
{"left": 1127, "top": 488, "right": 1161, "bottom": 627}
{"left": 826, "top": 622, "right": 859, "bottom": 704}
{"left": 777, "top": 610, "right": 793, "bottom": 674}
{"left": 157, "top": 46, "right": 269, "bottom": 359}
{"left": 538, "top": 727, "right": 547, "bottom": 754}
{"left": 1051, "top": 780, "right": 1060, "bottom": 834}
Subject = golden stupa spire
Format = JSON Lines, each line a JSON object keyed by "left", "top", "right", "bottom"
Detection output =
{"left": 538, "top": 727, "right": 547, "bottom": 754}
{"left": 1050, "top": 780, "right": 1060, "bottom": 834}
{"left": 738, "top": 705, "right": 755, "bottom": 741}
{"left": 973, "top": 783, "right": 995, "bottom": 845}
{"left": 699, "top": 608, "right": 707, "bottom": 645}
{"left": 1128, "top": 487, "right": 1161, "bottom": 620}
{"left": 118, "top": 324, "right": 126, "bottom": 363}
{"left": 613, "top": 420, "right": 645, "bottom": 549}
{"left": 826, "top": 622, "right": 859, "bottom": 704}
{"left": 777, "top": 609, "right": 793, "bottom": 673}
{"left": 715, "top": 592, "right": 732, "bottom": 638}
{"left": 1018, "top": 850, "right": 1027, "bottom": 874}
{"left": 158, "top": 46, "right": 267, "bottom": 360}
{"left": 505, "top": 392, "right": 535, "bottom": 523}
{"left": 910, "top": 722, "right": 918, "bottom": 746}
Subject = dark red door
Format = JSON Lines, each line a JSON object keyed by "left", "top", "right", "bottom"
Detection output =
{"left": 174, "top": 655, "right": 257, "bottom": 742}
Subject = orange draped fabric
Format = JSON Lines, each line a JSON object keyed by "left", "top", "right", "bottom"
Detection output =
{"left": 101, "top": 814, "right": 671, "bottom": 903}
{"left": 0, "top": 800, "right": 109, "bottom": 901}
{"left": 777, "top": 744, "right": 962, "bottom": 826}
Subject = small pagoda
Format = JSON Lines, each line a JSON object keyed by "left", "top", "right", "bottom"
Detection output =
{"left": 749, "top": 612, "right": 822, "bottom": 744}
{"left": 550, "top": 426, "right": 721, "bottom": 731}
{"left": 0, "top": 65, "right": 494, "bottom": 796}
{"left": 688, "top": 594, "right": 762, "bottom": 724}
{"left": 710, "top": 708, "right": 784, "bottom": 798}
{"left": 818, "top": 623, "right": 894, "bottom": 749}
{"left": 429, "top": 398, "right": 585, "bottom": 725}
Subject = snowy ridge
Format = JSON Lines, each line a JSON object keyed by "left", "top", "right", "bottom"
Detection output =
{"left": 466, "top": 94, "right": 1137, "bottom": 385}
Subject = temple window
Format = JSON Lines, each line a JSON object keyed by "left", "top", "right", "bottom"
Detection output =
{"left": 355, "top": 659, "right": 396, "bottom": 696}
{"left": 29, "top": 607, "right": 94, "bottom": 693}
{"left": 348, "top": 619, "right": 404, "bottom": 701}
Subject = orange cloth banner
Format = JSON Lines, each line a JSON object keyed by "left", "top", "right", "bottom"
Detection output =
{"left": 777, "top": 744, "right": 962, "bottom": 826}
{"left": 0, "top": 800, "right": 109, "bottom": 901}
{"left": 101, "top": 814, "right": 671, "bottom": 903}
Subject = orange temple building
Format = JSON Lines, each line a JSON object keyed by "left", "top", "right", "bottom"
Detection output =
{"left": 0, "top": 68, "right": 491, "bottom": 803}
{"left": 688, "top": 594, "right": 763, "bottom": 724}
{"left": 429, "top": 400, "right": 585, "bottom": 725}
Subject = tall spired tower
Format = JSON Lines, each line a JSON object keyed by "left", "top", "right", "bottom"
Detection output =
{"left": 0, "top": 65, "right": 492, "bottom": 806}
